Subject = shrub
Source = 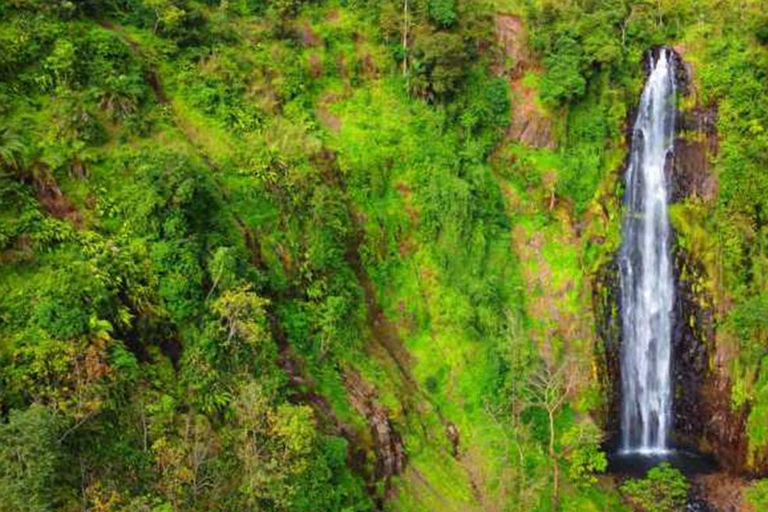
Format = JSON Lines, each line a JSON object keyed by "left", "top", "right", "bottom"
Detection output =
{"left": 429, "top": 0, "right": 457, "bottom": 28}
{"left": 620, "top": 463, "right": 689, "bottom": 512}
{"left": 562, "top": 419, "right": 607, "bottom": 487}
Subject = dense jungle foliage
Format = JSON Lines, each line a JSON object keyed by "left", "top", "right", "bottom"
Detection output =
{"left": 1, "top": 0, "right": 768, "bottom": 511}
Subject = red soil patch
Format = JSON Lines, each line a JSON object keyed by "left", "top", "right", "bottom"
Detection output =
{"left": 36, "top": 177, "right": 83, "bottom": 228}
{"left": 494, "top": 14, "right": 554, "bottom": 148}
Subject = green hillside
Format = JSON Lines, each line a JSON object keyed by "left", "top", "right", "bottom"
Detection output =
{"left": 1, "top": 1, "right": 768, "bottom": 511}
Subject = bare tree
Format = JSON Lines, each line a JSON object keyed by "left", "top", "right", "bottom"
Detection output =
{"left": 185, "top": 413, "right": 216, "bottom": 502}
{"left": 402, "top": 0, "right": 409, "bottom": 77}
{"left": 525, "top": 357, "right": 576, "bottom": 510}
{"left": 500, "top": 311, "right": 553, "bottom": 510}
{"left": 485, "top": 400, "right": 546, "bottom": 512}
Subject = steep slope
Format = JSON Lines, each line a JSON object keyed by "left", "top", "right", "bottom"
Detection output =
{"left": 2, "top": 1, "right": 768, "bottom": 511}
{"left": 0, "top": 2, "right": 572, "bottom": 511}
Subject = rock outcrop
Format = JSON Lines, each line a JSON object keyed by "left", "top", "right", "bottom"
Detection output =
{"left": 344, "top": 369, "right": 406, "bottom": 481}
{"left": 495, "top": 14, "right": 555, "bottom": 149}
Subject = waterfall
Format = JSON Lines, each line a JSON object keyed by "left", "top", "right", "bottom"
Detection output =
{"left": 619, "top": 49, "right": 677, "bottom": 454}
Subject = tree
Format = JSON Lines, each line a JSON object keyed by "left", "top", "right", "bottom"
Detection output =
{"left": 9, "top": 320, "right": 115, "bottom": 434}
{"left": 409, "top": 30, "right": 467, "bottom": 101}
{"left": 99, "top": 73, "right": 144, "bottom": 121}
{"left": 269, "top": 0, "right": 305, "bottom": 18}
{"left": 429, "top": 0, "right": 457, "bottom": 28}
{"left": 144, "top": 0, "right": 186, "bottom": 34}
{"left": 211, "top": 284, "right": 271, "bottom": 364}
{"left": 151, "top": 412, "right": 219, "bottom": 509}
{"left": 402, "top": 0, "right": 409, "bottom": 76}
{"left": 0, "top": 405, "right": 59, "bottom": 512}
{"left": 233, "top": 383, "right": 317, "bottom": 510}
{"left": 540, "top": 34, "right": 587, "bottom": 106}
{"left": 524, "top": 358, "right": 576, "bottom": 510}
{"left": 267, "top": 0, "right": 306, "bottom": 34}
{"left": 205, "top": 247, "right": 238, "bottom": 300}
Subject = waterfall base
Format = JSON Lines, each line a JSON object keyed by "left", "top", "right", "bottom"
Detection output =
{"left": 608, "top": 447, "right": 718, "bottom": 478}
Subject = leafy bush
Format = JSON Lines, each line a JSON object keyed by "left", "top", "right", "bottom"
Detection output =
{"left": 429, "top": 0, "right": 457, "bottom": 28}
{"left": 620, "top": 463, "right": 689, "bottom": 512}
{"left": 562, "top": 419, "right": 607, "bottom": 487}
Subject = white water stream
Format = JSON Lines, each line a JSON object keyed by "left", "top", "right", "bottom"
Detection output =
{"left": 619, "top": 49, "right": 677, "bottom": 454}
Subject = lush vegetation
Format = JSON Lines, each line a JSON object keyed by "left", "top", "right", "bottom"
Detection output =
{"left": 1, "top": 0, "right": 768, "bottom": 511}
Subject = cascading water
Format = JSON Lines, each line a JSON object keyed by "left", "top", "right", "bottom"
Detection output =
{"left": 619, "top": 48, "right": 677, "bottom": 455}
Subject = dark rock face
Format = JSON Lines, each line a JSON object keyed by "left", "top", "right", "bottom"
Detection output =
{"left": 670, "top": 249, "right": 714, "bottom": 449}
{"left": 666, "top": 54, "right": 755, "bottom": 473}
{"left": 667, "top": 52, "right": 715, "bottom": 440}
{"left": 592, "top": 259, "right": 622, "bottom": 441}
{"left": 668, "top": 51, "right": 768, "bottom": 477}
{"left": 671, "top": 105, "right": 718, "bottom": 203}
{"left": 663, "top": 49, "right": 716, "bottom": 453}
{"left": 698, "top": 372, "right": 751, "bottom": 473}
{"left": 344, "top": 369, "right": 406, "bottom": 482}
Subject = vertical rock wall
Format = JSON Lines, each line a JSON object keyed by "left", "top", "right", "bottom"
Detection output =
{"left": 669, "top": 50, "right": 718, "bottom": 451}
{"left": 668, "top": 52, "right": 760, "bottom": 473}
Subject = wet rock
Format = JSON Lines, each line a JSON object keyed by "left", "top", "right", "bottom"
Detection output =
{"left": 667, "top": 52, "right": 755, "bottom": 473}
{"left": 344, "top": 369, "right": 406, "bottom": 481}
{"left": 665, "top": 49, "right": 720, "bottom": 455}
{"left": 592, "top": 259, "right": 622, "bottom": 439}
{"left": 698, "top": 375, "right": 751, "bottom": 473}
{"left": 672, "top": 105, "right": 718, "bottom": 203}
{"left": 671, "top": 250, "right": 715, "bottom": 449}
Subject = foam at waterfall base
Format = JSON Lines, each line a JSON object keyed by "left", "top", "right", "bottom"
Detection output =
{"left": 618, "top": 446, "right": 672, "bottom": 457}
{"left": 608, "top": 446, "right": 718, "bottom": 477}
